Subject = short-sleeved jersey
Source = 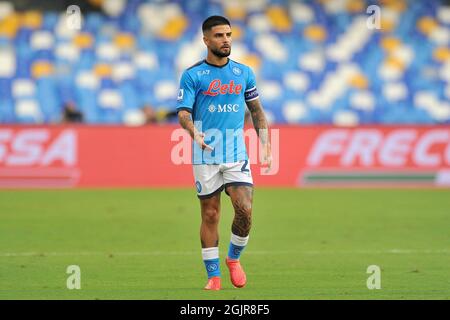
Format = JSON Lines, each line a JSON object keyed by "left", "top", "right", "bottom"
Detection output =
{"left": 176, "top": 58, "right": 259, "bottom": 165}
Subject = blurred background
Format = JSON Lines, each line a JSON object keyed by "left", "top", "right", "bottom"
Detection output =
{"left": 0, "top": 0, "right": 449, "bottom": 126}
{"left": 0, "top": 0, "right": 449, "bottom": 188}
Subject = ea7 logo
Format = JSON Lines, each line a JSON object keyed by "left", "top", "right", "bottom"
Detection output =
{"left": 0, "top": 129, "right": 77, "bottom": 166}
{"left": 197, "top": 70, "right": 210, "bottom": 76}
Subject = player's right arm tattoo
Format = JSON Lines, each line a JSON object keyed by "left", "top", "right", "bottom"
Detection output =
{"left": 178, "top": 110, "right": 196, "bottom": 139}
{"left": 178, "top": 110, "right": 212, "bottom": 151}
{"left": 246, "top": 98, "right": 269, "bottom": 145}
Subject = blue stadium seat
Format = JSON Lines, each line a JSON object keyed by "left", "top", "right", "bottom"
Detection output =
{"left": 0, "top": 99, "right": 16, "bottom": 123}
{"left": 0, "top": 0, "right": 448, "bottom": 124}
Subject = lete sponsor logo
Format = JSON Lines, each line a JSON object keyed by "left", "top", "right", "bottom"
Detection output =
{"left": 203, "top": 79, "right": 242, "bottom": 96}
{"left": 307, "top": 129, "right": 450, "bottom": 167}
{"left": 0, "top": 129, "right": 77, "bottom": 167}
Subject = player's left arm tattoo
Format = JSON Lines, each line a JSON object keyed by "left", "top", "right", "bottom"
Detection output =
{"left": 246, "top": 98, "right": 269, "bottom": 145}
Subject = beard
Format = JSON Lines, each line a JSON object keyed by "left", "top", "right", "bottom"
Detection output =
{"left": 211, "top": 47, "right": 231, "bottom": 58}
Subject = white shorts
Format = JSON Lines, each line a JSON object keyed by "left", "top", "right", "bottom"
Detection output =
{"left": 193, "top": 160, "right": 253, "bottom": 199}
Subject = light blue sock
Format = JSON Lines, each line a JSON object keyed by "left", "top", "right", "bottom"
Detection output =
{"left": 202, "top": 247, "right": 221, "bottom": 278}
{"left": 228, "top": 233, "right": 249, "bottom": 260}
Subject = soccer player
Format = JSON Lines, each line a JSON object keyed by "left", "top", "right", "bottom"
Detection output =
{"left": 176, "top": 16, "right": 272, "bottom": 290}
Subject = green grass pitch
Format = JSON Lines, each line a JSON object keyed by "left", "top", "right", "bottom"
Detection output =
{"left": 0, "top": 188, "right": 449, "bottom": 300}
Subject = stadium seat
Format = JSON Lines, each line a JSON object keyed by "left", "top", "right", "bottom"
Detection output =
{"left": 0, "top": 0, "right": 448, "bottom": 124}
{"left": 123, "top": 108, "right": 146, "bottom": 126}
{"left": 0, "top": 47, "right": 16, "bottom": 77}
{"left": 15, "top": 99, "right": 42, "bottom": 123}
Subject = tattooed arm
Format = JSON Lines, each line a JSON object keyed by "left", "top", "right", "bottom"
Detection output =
{"left": 246, "top": 98, "right": 272, "bottom": 169}
{"left": 178, "top": 110, "right": 212, "bottom": 151}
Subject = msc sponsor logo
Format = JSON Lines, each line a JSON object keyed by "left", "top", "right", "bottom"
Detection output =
{"left": 208, "top": 104, "right": 239, "bottom": 113}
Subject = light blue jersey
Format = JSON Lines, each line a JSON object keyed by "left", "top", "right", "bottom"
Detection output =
{"left": 176, "top": 58, "right": 259, "bottom": 165}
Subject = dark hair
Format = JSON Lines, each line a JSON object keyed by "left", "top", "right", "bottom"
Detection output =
{"left": 202, "top": 15, "right": 231, "bottom": 33}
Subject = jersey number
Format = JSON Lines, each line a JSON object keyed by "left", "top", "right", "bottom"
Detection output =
{"left": 241, "top": 160, "right": 249, "bottom": 172}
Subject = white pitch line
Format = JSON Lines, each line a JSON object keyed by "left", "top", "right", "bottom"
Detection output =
{"left": 0, "top": 249, "right": 449, "bottom": 257}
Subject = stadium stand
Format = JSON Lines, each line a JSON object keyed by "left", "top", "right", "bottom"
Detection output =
{"left": 0, "top": 0, "right": 449, "bottom": 125}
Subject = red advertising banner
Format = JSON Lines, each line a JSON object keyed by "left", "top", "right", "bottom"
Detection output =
{"left": 0, "top": 125, "right": 449, "bottom": 188}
